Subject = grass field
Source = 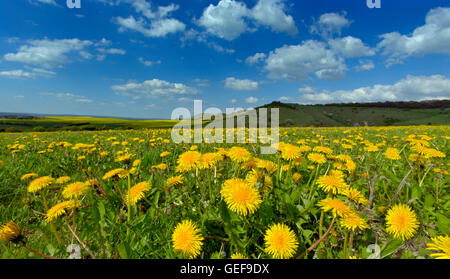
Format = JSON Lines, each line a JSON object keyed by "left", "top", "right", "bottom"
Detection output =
{"left": 0, "top": 126, "right": 449, "bottom": 259}
{"left": 0, "top": 116, "right": 181, "bottom": 132}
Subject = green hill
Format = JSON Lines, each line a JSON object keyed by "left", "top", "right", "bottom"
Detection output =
{"left": 256, "top": 100, "right": 450, "bottom": 127}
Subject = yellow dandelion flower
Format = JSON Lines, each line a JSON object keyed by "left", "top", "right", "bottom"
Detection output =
{"left": 45, "top": 200, "right": 80, "bottom": 223}
{"left": 21, "top": 173, "right": 39, "bottom": 181}
{"left": 220, "top": 178, "right": 262, "bottom": 216}
{"left": 190, "top": 145, "right": 198, "bottom": 151}
{"left": 264, "top": 223, "right": 299, "bottom": 259}
{"left": 165, "top": 175, "right": 184, "bottom": 189}
{"left": 256, "top": 160, "right": 278, "bottom": 175}
{"left": 384, "top": 148, "right": 401, "bottom": 160}
{"left": 28, "top": 176, "right": 55, "bottom": 193}
{"left": 160, "top": 151, "right": 171, "bottom": 157}
{"left": 342, "top": 188, "right": 369, "bottom": 205}
{"left": 340, "top": 211, "right": 370, "bottom": 231}
{"left": 299, "top": 145, "right": 312, "bottom": 153}
{"left": 172, "top": 220, "right": 204, "bottom": 258}
{"left": 176, "top": 151, "right": 201, "bottom": 172}
{"left": 62, "top": 182, "right": 90, "bottom": 199}
{"left": 365, "top": 145, "right": 379, "bottom": 152}
{"left": 85, "top": 179, "right": 99, "bottom": 186}
{"left": 385, "top": 204, "right": 419, "bottom": 241}
{"left": 280, "top": 144, "right": 301, "bottom": 161}
{"left": 317, "top": 198, "right": 352, "bottom": 217}
{"left": 227, "top": 147, "right": 252, "bottom": 163}
{"left": 313, "top": 146, "right": 333, "bottom": 155}
{"left": 231, "top": 252, "right": 248, "bottom": 259}
{"left": 102, "top": 168, "right": 128, "bottom": 180}
{"left": 55, "top": 176, "right": 71, "bottom": 184}
{"left": 345, "top": 160, "right": 356, "bottom": 172}
{"left": 115, "top": 154, "right": 135, "bottom": 163}
{"left": 126, "top": 181, "right": 152, "bottom": 206}
{"left": 307, "top": 153, "right": 327, "bottom": 164}
{"left": 198, "top": 153, "right": 221, "bottom": 170}
{"left": 132, "top": 159, "right": 141, "bottom": 167}
{"left": 152, "top": 163, "right": 168, "bottom": 170}
{"left": 0, "top": 221, "right": 21, "bottom": 242}
{"left": 317, "top": 175, "right": 348, "bottom": 195}
{"left": 292, "top": 173, "right": 302, "bottom": 183}
{"left": 426, "top": 236, "right": 450, "bottom": 259}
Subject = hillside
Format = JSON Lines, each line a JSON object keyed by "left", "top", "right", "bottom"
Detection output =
{"left": 256, "top": 100, "right": 450, "bottom": 127}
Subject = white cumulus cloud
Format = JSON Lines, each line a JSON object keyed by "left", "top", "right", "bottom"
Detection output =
{"left": 112, "top": 79, "right": 198, "bottom": 98}
{"left": 225, "top": 77, "right": 259, "bottom": 91}
{"left": 263, "top": 40, "right": 347, "bottom": 80}
{"left": 300, "top": 75, "right": 450, "bottom": 103}
{"left": 4, "top": 38, "right": 93, "bottom": 68}
{"left": 378, "top": 7, "right": 450, "bottom": 65}
{"left": 310, "top": 12, "right": 352, "bottom": 38}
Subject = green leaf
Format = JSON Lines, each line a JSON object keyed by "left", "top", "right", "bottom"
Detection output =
{"left": 118, "top": 242, "right": 131, "bottom": 259}
{"left": 219, "top": 200, "right": 231, "bottom": 224}
{"left": 424, "top": 194, "right": 434, "bottom": 209}
{"left": 435, "top": 213, "right": 450, "bottom": 234}
{"left": 381, "top": 239, "right": 403, "bottom": 258}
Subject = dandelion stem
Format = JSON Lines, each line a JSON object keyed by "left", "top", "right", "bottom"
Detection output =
{"left": 307, "top": 164, "right": 320, "bottom": 200}
{"left": 66, "top": 221, "right": 95, "bottom": 259}
{"left": 343, "top": 230, "right": 349, "bottom": 259}
{"left": 348, "top": 231, "right": 354, "bottom": 258}
{"left": 318, "top": 211, "right": 324, "bottom": 238}
{"left": 296, "top": 217, "right": 335, "bottom": 259}
{"left": 23, "top": 244, "right": 57, "bottom": 259}
{"left": 42, "top": 192, "right": 62, "bottom": 244}
{"left": 127, "top": 173, "right": 131, "bottom": 237}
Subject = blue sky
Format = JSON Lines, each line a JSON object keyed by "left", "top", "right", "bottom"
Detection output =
{"left": 0, "top": 0, "right": 449, "bottom": 119}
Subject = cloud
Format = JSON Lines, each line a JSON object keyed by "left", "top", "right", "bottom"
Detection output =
{"left": 355, "top": 59, "right": 375, "bottom": 71}
{"left": 279, "top": 96, "right": 291, "bottom": 101}
{"left": 299, "top": 75, "right": 450, "bottom": 103}
{"left": 310, "top": 12, "right": 351, "bottom": 38}
{"left": 32, "top": 0, "right": 58, "bottom": 6}
{"left": 40, "top": 92, "right": 93, "bottom": 103}
{"left": 245, "top": 96, "right": 259, "bottom": 103}
{"left": 97, "top": 48, "right": 126, "bottom": 55}
{"left": 138, "top": 57, "right": 161, "bottom": 66}
{"left": 4, "top": 38, "right": 93, "bottom": 68}
{"left": 192, "top": 78, "right": 210, "bottom": 87}
{"left": 0, "top": 68, "right": 56, "bottom": 79}
{"left": 181, "top": 29, "right": 235, "bottom": 54}
{"left": 298, "top": 86, "right": 315, "bottom": 94}
{"left": 263, "top": 40, "right": 347, "bottom": 80}
{"left": 115, "top": 1, "right": 185, "bottom": 38}
{"left": 116, "top": 16, "right": 185, "bottom": 37}
{"left": 197, "top": 0, "right": 250, "bottom": 41}
{"left": 0, "top": 70, "right": 34, "bottom": 79}
{"left": 249, "top": 0, "right": 298, "bottom": 35}
{"left": 197, "top": 0, "right": 297, "bottom": 40}
{"left": 112, "top": 79, "right": 198, "bottom": 98}
{"left": 329, "top": 36, "right": 375, "bottom": 58}
{"left": 245, "top": 53, "right": 266, "bottom": 65}
{"left": 225, "top": 77, "right": 259, "bottom": 91}
{"left": 378, "top": 7, "right": 450, "bottom": 65}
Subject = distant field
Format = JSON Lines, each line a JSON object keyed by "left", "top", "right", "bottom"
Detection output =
{"left": 0, "top": 116, "right": 181, "bottom": 132}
